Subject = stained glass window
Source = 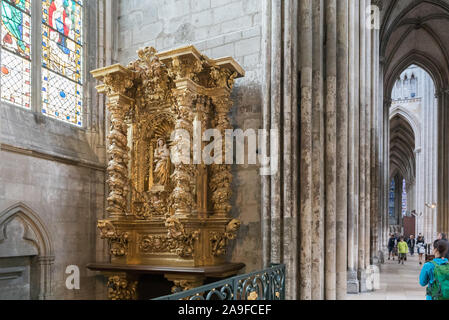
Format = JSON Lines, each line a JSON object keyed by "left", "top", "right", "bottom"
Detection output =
{"left": 41, "top": 0, "right": 83, "bottom": 126}
{"left": 1, "top": 0, "right": 32, "bottom": 108}
{"left": 0, "top": 0, "right": 84, "bottom": 126}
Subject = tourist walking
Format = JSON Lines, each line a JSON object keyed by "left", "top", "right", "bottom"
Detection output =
{"left": 419, "top": 240, "right": 449, "bottom": 300}
{"left": 407, "top": 235, "right": 416, "bottom": 256}
{"left": 398, "top": 237, "right": 409, "bottom": 265}
{"left": 388, "top": 234, "right": 396, "bottom": 261}
{"left": 417, "top": 235, "right": 426, "bottom": 265}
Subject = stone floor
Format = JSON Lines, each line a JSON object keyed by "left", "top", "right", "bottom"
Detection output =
{"left": 347, "top": 254, "right": 426, "bottom": 300}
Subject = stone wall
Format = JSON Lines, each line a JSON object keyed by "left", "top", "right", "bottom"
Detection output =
{"left": 117, "top": 0, "right": 264, "bottom": 271}
{"left": 0, "top": 0, "right": 108, "bottom": 300}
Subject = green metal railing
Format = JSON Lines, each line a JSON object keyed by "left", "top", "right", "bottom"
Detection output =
{"left": 153, "top": 264, "right": 286, "bottom": 301}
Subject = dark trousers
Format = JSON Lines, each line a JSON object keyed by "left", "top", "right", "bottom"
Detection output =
{"left": 409, "top": 247, "right": 415, "bottom": 255}
{"left": 399, "top": 253, "right": 406, "bottom": 262}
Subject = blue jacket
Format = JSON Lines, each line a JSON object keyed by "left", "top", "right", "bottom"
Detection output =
{"left": 419, "top": 258, "right": 449, "bottom": 300}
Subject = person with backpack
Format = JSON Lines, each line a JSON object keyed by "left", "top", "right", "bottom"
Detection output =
{"left": 435, "top": 233, "right": 449, "bottom": 260}
{"left": 398, "top": 236, "right": 409, "bottom": 265}
{"left": 419, "top": 239, "right": 449, "bottom": 300}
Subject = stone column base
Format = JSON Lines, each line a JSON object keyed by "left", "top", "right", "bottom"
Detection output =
{"left": 358, "top": 269, "right": 367, "bottom": 293}
{"left": 347, "top": 270, "right": 359, "bottom": 294}
{"left": 378, "top": 250, "right": 385, "bottom": 264}
{"left": 365, "top": 267, "right": 374, "bottom": 292}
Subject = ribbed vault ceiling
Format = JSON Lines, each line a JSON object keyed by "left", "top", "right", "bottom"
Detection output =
{"left": 390, "top": 114, "right": 416, "bottom": 181}
{"left": 382, "top": 0, "right": 449, "bottom": 95}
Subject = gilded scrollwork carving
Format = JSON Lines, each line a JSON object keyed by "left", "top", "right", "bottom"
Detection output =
{"left": 139, "top": 234, "right": 169, "bottom": 253}
{"left": 170, "top": 56, "right": 204, "bottom": 82}
{"left": 209, "top": 67, "right": 238, "bottom": 90}
{"left": 209, "top": 219, "right": 241, "bottom": 257}
{"left": 165, "top": 217, "right": 199, "bottom": 258}
{"left": 107, "top": 275, "right": 138, "bottom": 300}
{"left": 98, "top": 220, "right": 129, "bottom": 257}
{"left": 171, "top": 279, "right": 204, "bottom": 294}
{"left": 103, "top": 72, "right": 134, "bottom": 96}
{"left": 128, "top": 46, "right": 173, "bottom": 108}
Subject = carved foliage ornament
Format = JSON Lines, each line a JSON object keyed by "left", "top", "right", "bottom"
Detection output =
{"left": 98, "top": 220, "right": 129, "bottom": 257}
{"left": 103, "top": 72, "right": 134, "bottom": 96}
{"left": 210, "top": 219, "right": 241, "bottom": 257}
{"left": 165, "top": 217, "right": 199, "bottom": 258}
{"left": 128, "top": 46, "right": 173, "bottom": 108}
{"left": 107, "top": 275, "right": 137, "bottom": 300}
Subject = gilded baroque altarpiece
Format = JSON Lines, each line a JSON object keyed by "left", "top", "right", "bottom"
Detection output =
{"left": 90, "top": 46, "right": 245, "bottom": 299}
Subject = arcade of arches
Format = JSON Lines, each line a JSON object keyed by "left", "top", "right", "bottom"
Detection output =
{"left": 2, "top": 0, "right": 449, "bottom": 301}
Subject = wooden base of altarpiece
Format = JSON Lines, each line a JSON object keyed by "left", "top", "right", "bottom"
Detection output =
{"left": 87, "top": 262, "right": 245, "bottom": 300}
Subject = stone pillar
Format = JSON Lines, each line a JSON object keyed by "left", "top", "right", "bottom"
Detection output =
{"left": 261, "top": 0, "right": 272, "bottom": 268}
{"left": 290, "top": 0, "right": 300, "bottom": 300}
{"left": 299, "top": 0, "right": 314, "bottom": 300}
{"left": 261, "top": 0, "right": 300, "bottom": 299}
{"left": 347, "top": 0, "right": 360, "bottom": 294}
{"left": 324, "top": 0, "right": 337, "bottom": 300}
{"left": 37, "top": 256, "right": 55, "bottom": 300}
{"left": 365, "top": 16, "right": 372, "bottom": 291}
{"left": 336, "top": 0, "right": 348, "bottom": 300}
{"left": 311, "top": 0, "right": 324, "bottom": 300}
{"left": 358, "top": 0, "right": 367, "bottom": 292}
{"left": 282, "top": 0, "right": 300, "bottom": 301}
{"left": 438, "top": 89, "right": 449, "bottom": 235}
{"left": 371, "top": 24, "right": 380, "bottom": 264}
{"left": 270, "top": 0, "right": 282, "bottom": 264}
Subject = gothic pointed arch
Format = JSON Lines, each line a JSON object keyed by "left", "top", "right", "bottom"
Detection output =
{"left": 0, "top": 203, "right": 54, "bottom": 300}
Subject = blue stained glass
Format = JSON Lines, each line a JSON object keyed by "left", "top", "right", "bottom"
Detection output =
{"left": 41, "top": 0, "right": 84, "bottom": 127}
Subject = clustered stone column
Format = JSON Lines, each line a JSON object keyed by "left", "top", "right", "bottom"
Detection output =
{"left": 261, "top": 0, "right": 381, "bottom": 299}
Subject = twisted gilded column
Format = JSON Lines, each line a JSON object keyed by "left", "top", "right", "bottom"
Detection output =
{"left": 106, "top": 95, "right": 132, "bottom": 217}
{"left": 171, "top": 87, "right": 196, "bottom": 217}
{"left": 92, "top": 66, "right": 135, "bottom": 218}
{"left": 210, "top": 95, "right": 233, "bottom": 217}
